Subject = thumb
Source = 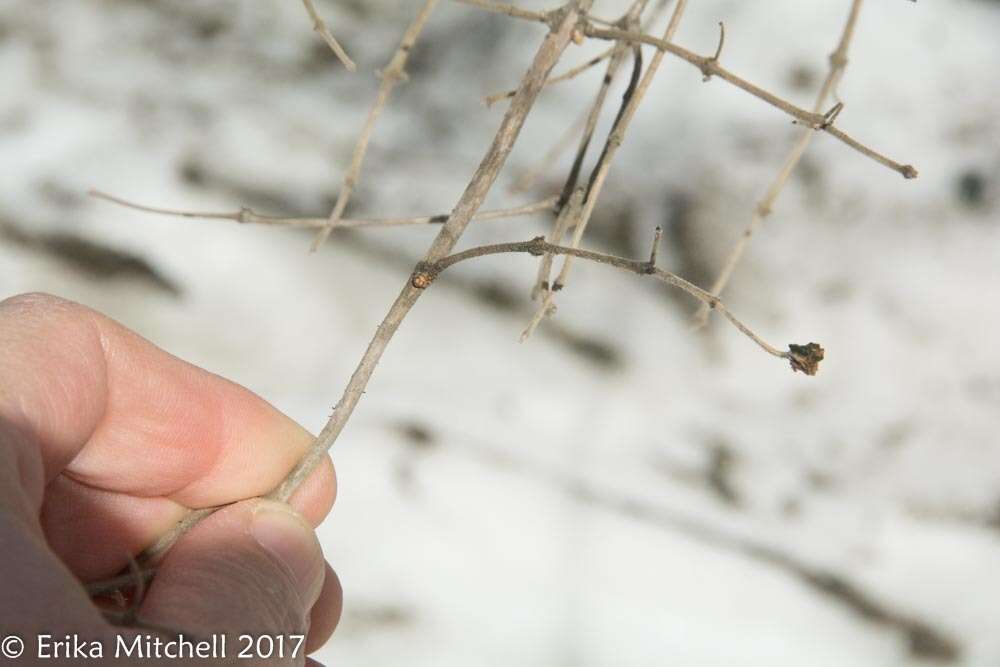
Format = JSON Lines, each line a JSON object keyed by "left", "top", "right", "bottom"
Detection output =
{"left": 137, "top": 499, "right": 326, "bottom": 665}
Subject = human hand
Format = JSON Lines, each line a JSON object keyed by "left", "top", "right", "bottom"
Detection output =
{"left": 0, "top": 293, "right": 340, "bottom": 665}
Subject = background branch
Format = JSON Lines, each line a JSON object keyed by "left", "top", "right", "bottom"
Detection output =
{"left": 89, "top": 189, "right": 559, "bottom": 230}
{"left": 583, "top": 24, "right": 916, "bottom": 178}
{"left": 300, "top": 0, "right": 356, "bottom": 71}
{"left": 84, "top": 0, "right": 909, "bottom": 597}
{"left": 312, "top": 0, "right": 440, "bottom": 250}
{"left": 532, "top": 0, "right": 689, "bottom": 333}
{"left": 694, "top": 0, "right": 866, "bottom": 327}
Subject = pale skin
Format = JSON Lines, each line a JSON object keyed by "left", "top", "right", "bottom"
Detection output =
{"left": 0, "top": 292, "right": 340, "bottom": 666}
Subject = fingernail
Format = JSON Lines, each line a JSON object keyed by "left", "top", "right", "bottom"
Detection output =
{"left": 251, "top": 501, "right": 324, "bottom": 602}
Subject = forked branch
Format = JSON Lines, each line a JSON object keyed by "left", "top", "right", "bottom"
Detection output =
{"left": 300, "top": 0, "right": 356, "bottom": 71}
{"left": 693, "top": 0, "right": 867, "bottom": 327}
{"left": 82, "top": 4, "right": 595, "bottom": 581}
{"left": 584, "top": 23, "right": 917, "bottom": 179}
{"left": 409, "top": 235, "right": 824, "bottom": 375}
{"left": 86, "top": 0, "right": 895, "bottom": 600}
{"left": 312, "top": 0, "right": 440, "bottom": 251}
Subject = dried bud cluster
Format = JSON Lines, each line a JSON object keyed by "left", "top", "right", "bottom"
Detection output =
{"left": 788, "top": 343, "right": 825, "bottom": 376}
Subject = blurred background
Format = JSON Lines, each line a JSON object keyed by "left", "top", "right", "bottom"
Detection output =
{"left": 2, "top": 0, "right": 999, "bottom": 664}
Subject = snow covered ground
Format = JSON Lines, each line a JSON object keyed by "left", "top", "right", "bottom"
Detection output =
{"left": 2, "top": 0, "right": 999, "bottom": 664}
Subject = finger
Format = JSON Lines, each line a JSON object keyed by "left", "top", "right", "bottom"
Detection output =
{"left": 305, "top": 563, "right": 342, "bottom": 654}
{"left": 0, "top": 292, "right": 333, "bottom": 509}
{"left": 139, "top": 499, "right": 328, "bottom": 666}
{"left": 38, "top": 475, "right": 186, "bottom": 581}
{"left": 0, "top": 467, "right": 110, "bottom": 652}
{"left": 39, "top": 456, "right": 336, "bottom": 582}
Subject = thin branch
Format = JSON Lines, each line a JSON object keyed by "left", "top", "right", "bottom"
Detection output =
{"left": 532, "top": 187, "right": 584, "bottom": 299}
{"left": 487, "top": 0, "right": 671, "bottom": 121}
{"left": 451, "top": 0, "right": 550, "bottom": 23}
{"left": 693, "top": 0, "right": 866, "bottom": 327}
{"left": 584, "top": 23, "right": 917, "bottom": 179}
{"left": 648, "top": 225, "right": 663, "bottom": 266}
{"left": 86, "top": 566, "right": 157, "bottom": 597}
{"left": 312, "top": 0, "right": 440, "bottom": 251}
{"left": 408, "top": 236, "right": 823, "bottom": 374}
{"left": 137, "top": 507, "right": 218, "bottom": 565}
{"left": 508, "top": 0, "right": 657, "bottom": 195}
{"left": 485, "top": 46, "right": 617, "bottom": 107}
{"left": 713, "top": 21, "right": 725, "bottom": 62}
{"left": 84, "top": 0, "right": 851, "bottom": 596}
{"left": 543, "top": 0, "right": 689, "bottom": 319}
{"left": 300, "top": 0, "right": 357, "bottom": 72}
{"left": 701, "top": 21, "right": 725, "bottom": 81}
{"left": 260, "top": 1, "right": 594, "bottom": 510}
{"left": 523, "top": 188, "right": 584, "bottom": 340}
{"left": 524, "top": 2, "right": 650, "bottom": 337}
{"left": 88, "top": 189, "right": 558, "bottom": 230}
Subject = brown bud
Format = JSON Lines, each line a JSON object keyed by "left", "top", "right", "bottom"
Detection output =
{"left": 411, "top": 272, "right": 433, "bottom": 289}
{"left": 788, "top": 342, "right": 824, "bottom": 376}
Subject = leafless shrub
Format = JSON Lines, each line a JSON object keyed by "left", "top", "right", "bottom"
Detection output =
{"left": 87, "top": 0, "right": 915, "bottom": 603}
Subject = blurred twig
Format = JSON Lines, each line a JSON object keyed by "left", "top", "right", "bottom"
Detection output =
{"left": 300, "top": 0, "right": 356, "bottom": 71}
{"left": 87, "top": 0, "right": 919, "bottom": 597}
{"left": 89, "top": 189, "right": 558, "bottom": 230}
{"left": 312, "top": 0, "right": 440, "bottom": 250}
{"left": 584, "top": 23, "right": 916, "bottom": 178}
{"left": 528, "top": 0, "right": 689, "bottom": 333}
{"left": 694, "top": 0, "right": 868, "bottom": 327}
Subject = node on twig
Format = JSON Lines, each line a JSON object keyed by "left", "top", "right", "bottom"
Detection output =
{"left": 700, "top": 21, "right": 725, "bottom": 81}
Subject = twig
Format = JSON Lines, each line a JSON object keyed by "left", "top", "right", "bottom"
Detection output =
{"left": 544, "top": 0, "right": 689, "bottom": 315}
{"left": 135, "top": 507, "right": 218, "bottom": 565}
{"left": 500, "top": 0, "right": 673, "bottom": 191}
{"left": 311, "top": 0, "right": 440, "bottom": 251}
{"left": 485, "top": 46, "right": 617, "bottom": 107}
{"left": 264, "top": 2, "right": 595, "bottom": 504}
{"left": 524, "top": 1, "right": 649, "bottom": 337}
{"left": 701, "top": 21, "right": 724, "bottom": 81}
{"left": 531, "top": 187, "right": 584, "bottom": 300}
{"left": 481, "top": 0, "right": 673, "bottom": 107}
{"left": 87, "top": 565, "right": 157, "bottom": 597}
{"left": 88, "top": 189, "right": 558, "bottom": 230}
{"left": 300, "top": 0, "right": 356, "bottom": 72}
{"left": 523, "top": 188, "right": 584, "bottom": 340}
{"left": 451, "top": 0, "right": 550, "bottom": 23}
{"left": 647, "top": 225, "right": 663, "bottom": 267}
{"left": 409, "top": 236, "right": 823, "bottom": 374}
{"left": 583, "top": 23, "right": 917, "bottom": 179}
{"left": 85, "top": 0, "right": 859, "bottom": 597}
{"left": 693, "top": 0, "right": 866, "bottom": 327}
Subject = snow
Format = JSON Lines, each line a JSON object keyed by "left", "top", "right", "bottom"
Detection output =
{"left": 2, "top": 0, "right": 999, "bottom": 664}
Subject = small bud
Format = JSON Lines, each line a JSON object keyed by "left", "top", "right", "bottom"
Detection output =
{"left": 571, "top": 28, "right": 585, "bottom": 45}
{"left": 411, "top": 272, "right": 433, "bottom": 289}
{"left": 788, "top": 342, "right": 824, "bottom": 376}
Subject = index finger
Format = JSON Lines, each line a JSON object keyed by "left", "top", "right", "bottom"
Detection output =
{"left": 0, "top": 292, "right": 328, "bottom": 509}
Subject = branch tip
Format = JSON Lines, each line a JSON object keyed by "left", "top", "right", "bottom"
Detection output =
{"left": 701, "top": 21, "right": 725, "bottom": 81}
{"left": 819, "top": 101, "right": 844, "bottom": 129}
{"left": 787, "top": 342, "right": 825, "bottom": 376}
{"left": 646, "top": 226, "right": 663, "bottom": 271}
{"left": 713, "top": 21, "right": 726, "bottom": 61}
